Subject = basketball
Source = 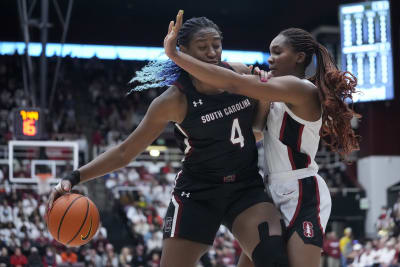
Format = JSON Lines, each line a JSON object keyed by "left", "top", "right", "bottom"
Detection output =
{"left": 47, "top": 193, "right": 100, "bottom": 247}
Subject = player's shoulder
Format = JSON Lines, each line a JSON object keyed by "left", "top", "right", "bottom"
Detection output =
{"left": 224, "top": 62, "right": 250, "bottom": 74}
{"left": 150, "top": 85, "right": 186, "bottom": 123}
{"left": 275, "top": 75, "right": 317, "bottom": 91}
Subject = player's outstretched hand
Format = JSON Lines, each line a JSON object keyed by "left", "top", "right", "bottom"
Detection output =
{"left": 164, "top": 10, "right": 184, "bottom": 58}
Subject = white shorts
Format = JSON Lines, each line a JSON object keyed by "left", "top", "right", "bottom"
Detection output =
{"left": 268, "top": 175, "right": 331, "bottom": 247}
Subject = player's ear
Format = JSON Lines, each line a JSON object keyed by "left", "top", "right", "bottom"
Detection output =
{"left": 296, "top": 52, "right": 306, "bottom": 65}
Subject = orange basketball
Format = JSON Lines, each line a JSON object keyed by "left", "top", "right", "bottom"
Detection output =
{"left": 47, "top": 193, "right": 100, "bottom": 247}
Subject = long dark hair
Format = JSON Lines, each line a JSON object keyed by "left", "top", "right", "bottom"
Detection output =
{"left": 128, "top": 17, "right": 222, "bottom": 93}
{"left": 279, "top": 28, "right": 360, "bottom": 157}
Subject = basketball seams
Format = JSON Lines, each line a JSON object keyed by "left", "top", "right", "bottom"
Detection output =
{"left": 57, "top": 195, "right": 85, "bottom": 241}
{"left": 66, "top": 198, "right": 90, "bottom": 245}
{"left": 89, "top": 200, "right": 100, "bottom": 240}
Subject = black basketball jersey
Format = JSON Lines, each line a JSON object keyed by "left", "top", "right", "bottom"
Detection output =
{"left": 173, "top": 62, "right": 259, "bottom": 181}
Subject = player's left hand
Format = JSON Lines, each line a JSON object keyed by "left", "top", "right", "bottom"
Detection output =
{"left": 164, "top": 10, "right": 184, "bottom": 58}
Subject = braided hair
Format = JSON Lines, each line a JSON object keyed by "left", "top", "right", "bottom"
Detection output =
{"left": 279, "top": 28, "right": 360, "bottom": 157}
{"left": 128, "top": 17, "right": 222, "bottom": 93}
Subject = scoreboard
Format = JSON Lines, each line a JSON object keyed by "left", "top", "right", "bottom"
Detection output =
{"left": 14, "top": 108, "right": 43, "bottom": 140}
{"left": 339, "top": 1, "right": 394, "bottom": 102}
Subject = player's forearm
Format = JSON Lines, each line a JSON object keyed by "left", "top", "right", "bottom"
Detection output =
{"left": 77, "top": 144, "right": 129, "bottom": 183}
{"left": 170, "top": 51, "right": 239, "bottom": 91}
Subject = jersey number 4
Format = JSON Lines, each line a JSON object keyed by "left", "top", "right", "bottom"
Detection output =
{"left": 230, "top": 118, "right": 244, "bottom": 148}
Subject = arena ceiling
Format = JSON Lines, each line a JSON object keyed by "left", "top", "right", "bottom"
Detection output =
{"left": 0, "top": 0, "right": 398, "bottom": 51}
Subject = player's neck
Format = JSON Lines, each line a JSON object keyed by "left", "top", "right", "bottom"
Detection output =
{"left": 190, "top": 76, "right": 225, "bottom": 95}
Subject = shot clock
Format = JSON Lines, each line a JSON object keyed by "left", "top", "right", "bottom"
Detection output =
{"left": 14, "top": 108, "right": 43, "bottom": 140}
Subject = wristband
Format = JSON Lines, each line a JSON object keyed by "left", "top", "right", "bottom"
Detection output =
{"left": 64, "top": 170, "right": 81, "bottom": 188}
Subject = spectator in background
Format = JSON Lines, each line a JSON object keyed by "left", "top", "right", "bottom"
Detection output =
{"left": 378, "top": 238, "right": 396, "bottom": 267}
{"left": 119, "top": 246, "right": 133, "bottom": 267}
{"left": 102, "top": 243, "right": 118, "bottom": 267}
{"left": 20, "top": 239, "right": 31, "bottom": 259}
{"left": 358, "top": 241, "right": 376, "bottom": 267}
{"left": 376, "top": 206, "right": 394, "bottom": 237}
{"left": 392, "top": 194, "right": 400, "bottom": 236}
{"left": 131, "top": 244, "right": 146, "bottom": 267}
{"left": 0, "top": 168, "right": 4, "bottom": 185}
{"left": 60, "top": 247, "right": 78, "bottom": 264}
{"left": 10, "top": 247, "right": 27, "bottom": 267}
{"left": 146, "top": 231, "right": 162, "bottom": 253}
{"left": 0, "top": 200, "right": 13, "bottom": 224}
{"left": 148, "top": 252, "right": 161, "bottom": 267}
{"left": 340, "top": 227, "right": 353, "bottom": 267}
{"left": 42, "top": 246, "right": 57, "bottom": 267}
{"left": 323, "top": 231, "right": 341, "bottom": 267}
{"left": 7, "top": 233, "right": 21, "bottom": 251}
{"left": 0, "top": 247, "right": 10, "bottom": 266}
{"left": 348, "top": 243, "right": 363, "bottom": 267}
{"left": 92, "top": 231, "right": 109, "bottom": 253}
{"left": 27, "top": 247, "right": 42, "bottom": 267}
{"left": 85, "top": 249, "right": 102, "bottom": 267}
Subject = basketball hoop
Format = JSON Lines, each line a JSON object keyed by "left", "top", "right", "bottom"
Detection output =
{"left": 37, "top": 173, "right": 52, "bottom": 195}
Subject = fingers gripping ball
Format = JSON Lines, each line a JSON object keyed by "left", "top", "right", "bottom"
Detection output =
{"left": 47, "top": 193, "right": 100, "bottom": 247}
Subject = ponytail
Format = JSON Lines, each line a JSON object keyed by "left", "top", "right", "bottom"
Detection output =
{"left": 310, "top": 43, "right": 360, "bottom": 158}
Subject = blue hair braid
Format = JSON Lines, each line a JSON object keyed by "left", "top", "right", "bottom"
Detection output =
{"left": 127, "top": 16, "right": 221, "bottom": 94}
{"left": 127, "top": 59, "right": 182, "bottom": 94}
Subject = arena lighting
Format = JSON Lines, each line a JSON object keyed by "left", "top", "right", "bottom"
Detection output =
{"left": 149, "top": 150, "right": 161, "bottom": 157}
{"left": 146, "top": 145, "right": 167, "bottom": 157}
{"left": 0, "top": 41, "right": 269, "bottom": 64}
{"left": 146, "top": 145, "right": 168, "bottom": 151}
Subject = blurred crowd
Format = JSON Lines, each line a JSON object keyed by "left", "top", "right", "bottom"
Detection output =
{"left": 323, "top": 193, "right": 400, "bottom": 267}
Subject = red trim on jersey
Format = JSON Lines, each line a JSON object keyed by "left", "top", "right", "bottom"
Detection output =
{"left": 173, "top": 81, "right": 184, "bottom": 89}
{"left": 279, "top": 112, "right": 288, "bottom": 140}
{"left": 287, "top": 147, "right": 296, "bottom": 170}
{"left": 221, "top": 61, "right": 230, "bottom": 67}
{"left": 297, "top": 124, "right": 304, "bottom": 151}
{"left": 220, "top": 61, "right": 234, "bottom": 71}
{"left": 288, "top": 180, "right": 303, "bottom": 228}
{"left": 314, "top": 176, "right": 324, "bottom": 234}
{"left": 174, "top": 171, "right": 182, "bottom": 188}
{"left": 176, "top": 124, "right": 193, "bottom": 158}
{"left": 306, "top": 155, "right": 311, "bottom": 167}
{"left": 173, "top": 194, "right": 183, "bottom": 236}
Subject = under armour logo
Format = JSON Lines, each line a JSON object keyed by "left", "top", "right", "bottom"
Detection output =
{"left": 193, "top": 99, "right": 203, "bottom": 107}
{"left": 181, "top": 191, "right": 190, "bottom": 198}
{"left": 303, "top": 221, "right": 314, "bottom": 238}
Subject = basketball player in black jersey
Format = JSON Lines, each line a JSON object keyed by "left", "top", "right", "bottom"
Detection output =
{"left": 47, "top": 14, "right": 288, "bottom": 267}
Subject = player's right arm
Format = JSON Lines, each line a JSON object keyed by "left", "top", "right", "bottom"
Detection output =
{"left": 47, "top": 86, "right": 185, "bottom": 210}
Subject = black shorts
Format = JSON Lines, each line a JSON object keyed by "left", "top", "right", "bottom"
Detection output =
{"left": 163, "top": 171, "right": 272, "bottom": 245}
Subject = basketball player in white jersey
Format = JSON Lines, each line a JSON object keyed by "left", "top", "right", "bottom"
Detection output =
{"left": 164, "top": 10, "right": 360, "bottom": 267}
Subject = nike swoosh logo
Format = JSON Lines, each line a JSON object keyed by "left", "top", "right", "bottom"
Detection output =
{"left": 81, "top": 217, "right": 92, "bottom": 240}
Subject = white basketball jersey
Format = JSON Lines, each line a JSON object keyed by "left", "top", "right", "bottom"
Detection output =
{"left": 263, "top": 101, "right": 322, "bottom": 183}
